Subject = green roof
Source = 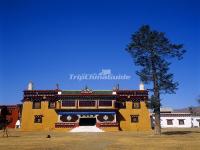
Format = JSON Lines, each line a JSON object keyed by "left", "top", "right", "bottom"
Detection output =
{"left": 62, "top": 90, "right": 113, "bottom": 95}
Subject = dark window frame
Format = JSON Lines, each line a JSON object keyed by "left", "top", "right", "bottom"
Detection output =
{"left": 167, "top": 119, "right": 173, "bottom": 125}
{"left": 132, "top": 101, "right": 140, "bottom": 109}
{"left": 178, "top": 119, "right": 185, "bottom": 125}
{"left": 79, "top": 100, "right": 96, "bottom": 107}
{"left": 131, "top": 115, "right": 139, "bottom": 123}
{"left": 34, "top": 115, "right": 43, "bottom": 123}
{"left": 48, "top": 101, "right": 56, "bottom": 109}
{"left": 61, "top": 100, "right": 76, "bottom": 107}
{"left": 116, "top": 101, "right": 126, "bottom": 109}
{"left": 99, "top": 100, "right": 113, "bottom": 107}
{"left": 32, "top": 101, "right": 41, "bottom": 109}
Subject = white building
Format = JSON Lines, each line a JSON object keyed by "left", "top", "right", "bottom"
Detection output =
{"left": 192, "top": 116, "right": 200, "bottom": 127}
{"left": 151, "top": 107, "right": 200, "bottom": 128}
{"left": 160, "top": 113, "right": 192, "bottom": 128}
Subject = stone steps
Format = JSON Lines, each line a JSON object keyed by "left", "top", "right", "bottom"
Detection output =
{"left": 70, "top": 126, "right": 104, "bottom": 132}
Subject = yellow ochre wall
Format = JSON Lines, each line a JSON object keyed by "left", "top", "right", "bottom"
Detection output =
{"left": 119, "top": 101, "right": 151, "bottom": 131}
{"left": 21, "top": 101, "right": 151, "bottom": 131}
{"left": 21, "top": 101, "right": 58, "bottom": 131}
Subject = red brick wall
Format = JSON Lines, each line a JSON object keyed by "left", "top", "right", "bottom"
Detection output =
{"left": 6, "top": 106, "right": 21, "bottom": 128}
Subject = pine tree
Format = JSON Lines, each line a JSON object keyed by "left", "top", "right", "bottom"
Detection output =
{"left": 126, "top": 25, "right": 185, "bottom": 134}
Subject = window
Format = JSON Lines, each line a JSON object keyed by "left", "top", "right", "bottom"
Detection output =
{"left": 60, "top": 115, "right": 78, "bottom": 122}
{"left": 178, "top": 119, "right": 185, "bottom": 125}
{"left": 48, "top": 101, "right": 56, "bottom": 109}
{"left": 167, "top": 119, "right": 173, "bottom": 125}
{"left": 116, "top": 101, "right": 126, "bottom": 109}
{"left": 79, "top": 101, "right": 96, "bottom": 107}
{"left": 99, "top": 101, "right": 112, "bottom": 107}
{"left": 62, "top": 100, "right": 76, "bottom": 107}
{"left": 132, "top": 102, "right": 140, "bottom": 109}
{"left": 131, "top": 115, "right": 139, "bottom": 123}
{"left": 34, "top": 115, "right": 42, "bottom": 123}
{"left": 32, "top": 101, "right": 41, "bottom": 109}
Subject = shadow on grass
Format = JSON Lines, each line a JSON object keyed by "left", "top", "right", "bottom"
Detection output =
{"left": 0, "top": 135, "right": 20, "bottom": 138}
{"left": 162, "top": 131, "right": 200, "bottom": 135}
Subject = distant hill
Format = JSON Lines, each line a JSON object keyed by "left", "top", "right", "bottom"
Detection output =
{"left": 174, "top": 106, "right": 200, "bottom": 115}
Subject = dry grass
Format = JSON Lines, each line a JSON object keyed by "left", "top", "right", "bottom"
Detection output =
{"left": 0, "top": 128, "right": 200, "bottom": 150}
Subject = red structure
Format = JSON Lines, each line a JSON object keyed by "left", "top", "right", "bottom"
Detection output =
{"left": 0, "top": 105, "right": 22, "bottom": 128}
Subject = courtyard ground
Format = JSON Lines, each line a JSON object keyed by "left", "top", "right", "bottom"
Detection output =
{"left": 0, "top": 128, "right": 200, "bottom": 150}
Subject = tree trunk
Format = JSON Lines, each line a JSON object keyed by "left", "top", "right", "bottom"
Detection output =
{"left": 154, "top": 107, "right": 161, "bottom": 135}
{"left": 153, "top": 80, "right": 161, "bottom": 135}
{"left": 153, "top": 88, "right": 161, "bottom": 135}
{"left": 151, "top": 56, "right": 161, "bottom": 135}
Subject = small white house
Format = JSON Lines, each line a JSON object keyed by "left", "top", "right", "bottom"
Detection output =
{"left": 151, "top": 107, "right": 200, "bottom": 128}
{"left": 160, "top": 113, "right": 192, "bottom": 128}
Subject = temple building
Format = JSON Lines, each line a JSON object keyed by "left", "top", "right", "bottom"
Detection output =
{"left": 21, "top": 83, "right": 151, "bottom": 131}
{"left": 0, "top": 104, "right": 22, "bottom": 129}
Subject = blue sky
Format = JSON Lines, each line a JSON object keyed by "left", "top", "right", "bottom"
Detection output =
{"left": 0, "top": 0, "right": 199, "bottom": 108}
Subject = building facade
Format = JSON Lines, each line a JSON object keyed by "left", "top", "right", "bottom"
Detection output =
{"left": 21, "top": 86, "right": 151, "bottom": 131}
{"left": 0, "top": 105, "right": 22, "bottom": 129}
{"left": 160, "top": 113, "right": 193, "bottom": 128}
{"left": 151, "top": 108, "right": 200, "bottom": 128}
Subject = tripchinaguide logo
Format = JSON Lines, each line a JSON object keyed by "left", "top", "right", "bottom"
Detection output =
{"left": 69, "top": 69, "right": 131, "bottom": 81}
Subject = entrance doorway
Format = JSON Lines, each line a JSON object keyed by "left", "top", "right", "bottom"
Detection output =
{"left": 79, "top": 118, "right": 96, "bottom": 126}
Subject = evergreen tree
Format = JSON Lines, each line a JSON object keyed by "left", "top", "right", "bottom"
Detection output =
{"left": 126, "top": 25, "right": 185, "bottom": 134}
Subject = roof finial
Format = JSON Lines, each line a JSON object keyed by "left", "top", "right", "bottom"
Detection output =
{"left": 139, "top": 82, "right": 144, "bottom": 90}
{"left": 28, "top": 81, "right": 33, "bottom": 90}
{"left": 81, "top": 85, "right": 92, "bottom": 93}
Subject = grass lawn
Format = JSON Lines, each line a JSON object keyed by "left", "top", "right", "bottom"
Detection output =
{"left": 0, "top": 128, "right": 200, "bottom": 150}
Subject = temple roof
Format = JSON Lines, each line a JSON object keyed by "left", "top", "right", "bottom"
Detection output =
{"left": 23, "top": 88, "right": 148, "bottom": 102}
{"left": 62, "top": 90, "right": 113, "bottom": 95}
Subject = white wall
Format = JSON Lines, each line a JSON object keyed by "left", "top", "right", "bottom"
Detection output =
{"left": 151, "top": 113, "right": 200, "bottom": 128}
{"left": 160, "top": 116, "right": 191, "bottom": 128}
{"left": 192, "top": 116, "right": 200, "bottom": 127}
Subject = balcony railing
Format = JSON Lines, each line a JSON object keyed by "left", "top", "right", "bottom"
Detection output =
{"left": 55, "top": 122, "right": 78, "bottom": 128}
{"left": 96, "top": 122, "right": 119, "bottom": 127}
{"left": 56, "top": 100, "right": 116, "bottom": 109}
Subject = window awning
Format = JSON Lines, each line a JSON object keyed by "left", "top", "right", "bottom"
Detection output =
{"left": 58, "top": 111, "right": 116, "bottom": 115}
